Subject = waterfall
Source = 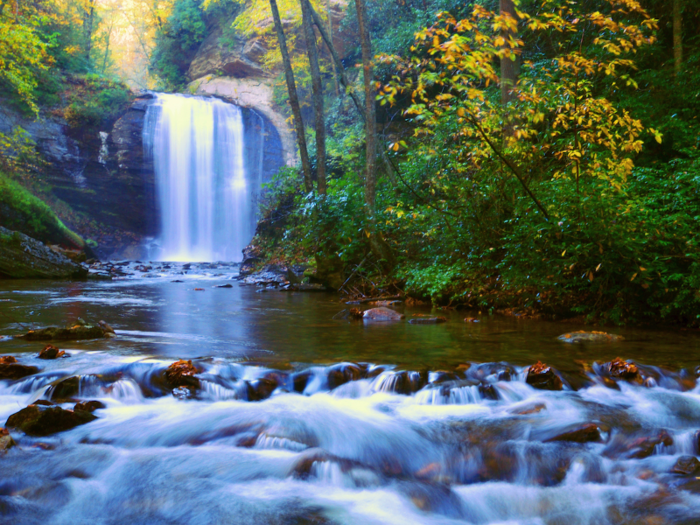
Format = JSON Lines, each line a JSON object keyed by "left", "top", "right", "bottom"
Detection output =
{"left": 143, "top": 93, "right": 257, "bottom": 262}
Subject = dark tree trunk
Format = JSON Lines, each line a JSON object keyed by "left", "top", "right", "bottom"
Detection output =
{"left": 354, "top": 0, "right": 377, "bottom": 216}
{"left": 673, "top": 0, "right": 683, "bottom": 76}
{"left": 499, "top": 0, "right": 518, "bottom": 106}
{"left": 301, "top": 0, "right": 326, "bottom": 194}
{"left": 269, "top": 0, "right": 313, "bottom": 192}
{"left": 84, "top": 0, "right": 96, "bottom": 64}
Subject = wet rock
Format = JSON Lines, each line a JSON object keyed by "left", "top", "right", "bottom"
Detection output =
{"left": 557, "top": 331, "right": 624, "bottom": 343}
{"left": 606, "top": 431, "right": 674, "bottom": 459}
{"left": 363, "top": 307, "right": 405, "bottom": 321}
{"left": 97, "top": 320, "right": 115, "bottom": 334}
{"left": 478, "top": 384, "right": 499, "bottom": 400}
{"left": 375, "top": 370, "right": 426, "bottom": 395}
{"left": 671, "top": 455, "right": 700, "bottom": 475}
{"left": 20, "top": 324, "right": 109, "bottom": 341}
{"left": 327, "top": 363, "right": 363, "bottom": 390}
{"left": 246, "top": 378, "right": 278, "bottom": 401}
{"left": 0, "top": 427, "right": 15, "bottom": 452}
{"left": 526, "top": 361, "right": 563, "bottom": 391}
{"left": 0, "top": 227, "right": 88, "bottom": 279}
{"left": 349, "top": 308, "right": 364, "bottom": 319}
{"left": 38, "top": 344, "right": 66, "bottom": 359}
{"left": 164, "top": 359, "right": 200, "bottom": 390}
{"left": 509, "top": 402, "right": 547, "bottom": 415}
{"left": 408, "top": 317, "right": 447, "bottom": 325}
{"left": 5, "top": 404, "right": 96, "bottom": 436}
{"left": 463, "top": 317, "right": 480, "bottom": 323}
{"left": 543, "top": 423, "right": 601, "bottom": 443}
{"left": 292, "top": 370, "right": 313, "bottom": 393}
{"left": 34, "top": 399, "right": 55, "bottom": 406}
{"left": 466, "top": 362, "right": 516, "bottom": 383}
{"left": 73, "top": 400, "right": 106, "bottom": 413}
{"left": 48, "top": 376, "right": 90, "bottom": 401}
{"left": 607, "top": 357, "right": 642, "bottom": 382}
{"left": 214, "top": 283, "right": 234, "bottom": 288}
{"left": 0, "top": 361, "right": 39, "bottom": 380}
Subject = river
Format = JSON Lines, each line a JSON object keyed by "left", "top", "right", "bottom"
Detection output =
{"left": 1, "top": 263, "right": 700, "bottom": 524}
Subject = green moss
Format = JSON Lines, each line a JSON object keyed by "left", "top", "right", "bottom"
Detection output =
{"left": 0, "top": 173, "right": 84, "bottom": 249}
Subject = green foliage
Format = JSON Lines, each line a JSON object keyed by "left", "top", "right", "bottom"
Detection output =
{"left": 0, "top": 172, "right": 84, "bottom": 249}
{"left": 63, "top": 74, "right": 132, "bottom": 130}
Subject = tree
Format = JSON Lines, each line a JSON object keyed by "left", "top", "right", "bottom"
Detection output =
{"left": 499, "top": 0, "right": 518, "bottom": 106}
{"left": 673, "top": 0, "right": 683, "bottom": 76}
{"left": 269, "top": 0, "right": 313, "bottom": 192}
{"left": 300, "top": 0, "right": 326, "bottom": 194}
{"left": 354, "top": 0, "right": 377, "bottom": 216}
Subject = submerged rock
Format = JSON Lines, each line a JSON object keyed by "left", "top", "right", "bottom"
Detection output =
{"left": 363, "top": 307, "right": 405, "bottom": 321}
{"left": 544, "top": 423, "right": 601, "bottom": 443}
{"left": 408, "top": 317, "right": 447, "bottom": 325}
{"left": 526, "top": 361, "right": 563, "bottom": 391}
{"left": 0, "top": 227, "right": 88, "bottom": 279}
{"left": 5, "top": 404, "right": 96, "bottom": 436}
{"left": 557, "top": 331, "right": 624, "bottom": 343}
{"left": 38, "top": 344, "right": 66, "bottom": 359}
{"left": 20, "top": 324, "right": 109, "bottom": 341}
{"left": 172, "top": 386, "right": 194, "bottom": 400}
{"left": 672, "top": 456, "right": 700, "bottom": 475}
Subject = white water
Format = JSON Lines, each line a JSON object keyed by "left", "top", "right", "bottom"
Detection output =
{"left": 143, "top": 94, "right": 255, "bottom": 262}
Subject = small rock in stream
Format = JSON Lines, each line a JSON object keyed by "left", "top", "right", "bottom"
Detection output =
{"left": 73, "top": 400, "right": 106, "bottom": 413}
{"left": 0, "top": 357, "right": 39, "bottom": 380}
{"left": 607, "top": 357, "right": 642, "bottom": 383}
{"left": 172, "top": 387, "right": 194, "bottom": 400}
{"left": 164, "top": 360, "right": 200, "bottom": 390}
{"left": 19, "top": 324, "right": 110, "bottom": 341}
{"left": 408, "top": 317, "right": 447, "bottom": 325}
{"left": 214, "top": 283, "right": 233, "bottom": 288}
{"left": 557, "top": 331, "right": 624, "bottom": 343}
{"left": 0, "top": 428, "right": 15, "bottom": 452}
{"left": 363, "top": 307, "right": 405, "bottom": 321}
{"left": 544, "top": 423, "right": 601, "bottom": 443}
{"left": 671, "top": 455, "right": 700, "bottom": 475}
{"left": 526, "top": 361, "right": 563, "bottom": 391}
{"left": 38, "top": 344, "right": 66, "bottom": 359}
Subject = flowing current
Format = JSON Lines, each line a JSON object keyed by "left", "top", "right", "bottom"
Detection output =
{"left": 143, "top": 94, "right": 255, "bottom": 262}
{"left": 2, "top": 267, "right": 700, "bottom": 524}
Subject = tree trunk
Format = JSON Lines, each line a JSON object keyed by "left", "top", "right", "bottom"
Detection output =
{"left": 499, "top": 0, "right": 517, "bottom": 106}
{"left": 301, "top": 0, "right": 326, "bottom": 195}
{"left": 326, "top": 0, "right": 340, "bottom": 95}
{"left": 84, "top": 0, "right": 95, "bottom": 65}
{"left": 354, "top": 0, "right": 377, "bottom": 217}
{"left": 673, "top": 0, "right": 682, "bottom": 77}
{"left": 269, "top": 0, "right": 313, "bottom": 192}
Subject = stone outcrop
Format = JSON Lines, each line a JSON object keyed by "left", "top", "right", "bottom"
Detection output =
{"left": 5, "top": 404, "right": 97, "bottom": 436}
{"left": 0, "top": 227, "right": 87, "bottom": 279}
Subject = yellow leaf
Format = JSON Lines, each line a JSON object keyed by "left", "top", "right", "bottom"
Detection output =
{"left": 639, "top": 266, "right": 646, "bottom": 271}
{"left": 596, "top": 263, "right": 602, "bottom": 271}
{"left": 561, "top": 250, "right": 566, "bottom": 256}
{"left": 588, "top": 272, "right": 594, "bottom": 282}
{"left": 457, "top": 108, "right": 465, "bottom": 117}
{"left": 630, "top": 272, "right": 638, "bottom": 282}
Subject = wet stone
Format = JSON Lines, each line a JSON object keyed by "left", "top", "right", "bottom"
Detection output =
{"left": 246, "top": 378, "right": 278, "bottom": 401}
{"left": 5, "top": 404, "right": 96, "bottom": 436}
{"left": 544, "top": 423, "right": 601, "bottom": 443}
{"left": 557, "top": 331, "right": 624, "bottom": 343}
{"left": 0, "top": 428, "right": 15, "bottom": 452}
{"left": 526, "top": 361, "right": 563, "bottom": 391}
{"left": 408, "top": 317, "right": 447, "bottom": 325}
{"left": 607, "top": 357, "right": 642, "bottom": 382}
{"left": 0, "top": 362, "right": 38, "bottom": 380}
{"left": 172, "top": 386, "right": 193, "bottom": 400}
{"left": 73, "top": 400, "right": 106, "bottom": 413}
{"left": 363, "top": 307, "right": 405, "bottom": 321}
{"left": 327, "top": 363, "right": 363, "bottom": 390}
{"left": 21, "top": 325, "right": 109, "bottom": 341}
{"left": 38, "top": 344, "right": 66, "bottom": 359}
{"left": 671, "top": 455, "right": 700, "bottom": 475}
{"left": 164, "top": 359, "right": 200, "bottom": 389}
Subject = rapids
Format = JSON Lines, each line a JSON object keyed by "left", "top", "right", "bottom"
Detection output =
{"left": 1, "top": 265, "right": 700, "bottom": 524}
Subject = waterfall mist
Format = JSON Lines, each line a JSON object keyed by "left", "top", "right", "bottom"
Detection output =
{"left": 143, "top": 94, "right": 259, "bottom": 262}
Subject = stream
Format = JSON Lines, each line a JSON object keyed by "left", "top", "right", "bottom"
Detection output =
{"left": 1, "top": 262, "right": 700, "bottom": 524}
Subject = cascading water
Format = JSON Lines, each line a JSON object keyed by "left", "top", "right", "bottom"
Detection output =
{"left": 143, "top": 94, "right": 257, "bottom": 262}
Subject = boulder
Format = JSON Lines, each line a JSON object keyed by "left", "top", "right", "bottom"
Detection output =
{"left": 38, "top": 344, "right": 66, "bottom": 359}
{"left": 164, "top": 360, "right": 200, "bottom": 390}
{"left": 363, "top": 307, "right": 405, "bottom": 321}
{"left": 0, "top": 359, "right": 39, "bottom": 380}
{"left": 526, "top": 361, "right": 563, "bottom": 391}
{"left": 557, "top": 331, "right": 624, "bottom": 343}
{"left": 5, "top": 404, "right": 96, "bottom": 436}
{"left": 0, "top": 227, "right": 88, "bottom": 279}
{"left": 327, "top": 363, "right": 363, "bottom": 390}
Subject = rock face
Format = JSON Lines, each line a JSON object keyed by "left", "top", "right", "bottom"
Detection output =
{"left": 0, "top": 227, "right": 87, "bottom": 279}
